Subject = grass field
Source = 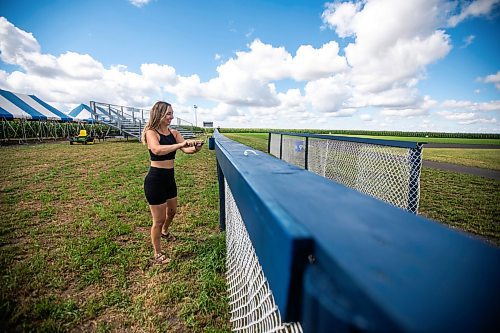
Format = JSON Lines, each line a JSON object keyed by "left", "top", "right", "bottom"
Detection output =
{"left": 224, "top": 133, "right": 500, "bottom": 245}
{"left": 316, "top": 134, "right": 500, "bottom": 145}
{"left": 220, "top": 132, "right": 500, "bottom": 145}
{"left": 0, "top": 139, "right": 229, "bottom": 332}
{"left": 1, "top": 133, "right": 498, "bottom": 331}
{"left": 424, "top": 149, "right": 500, "bottom": 171}
{"left": 419, "top": 167, "right": 499, "bottom": 242}
{"left": 224, "top": 132, "right": 500, "bottom": 170}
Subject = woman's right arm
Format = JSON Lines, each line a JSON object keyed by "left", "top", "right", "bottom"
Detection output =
{"left": 146, "top": 130, "right": 187, "bottom": 155}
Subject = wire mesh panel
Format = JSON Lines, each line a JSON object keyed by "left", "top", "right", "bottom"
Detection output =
{"left": 270, "top": 133, "right": 423, "bottom": 213}
{"left": 225, "top": 180, "right": 303, "bottom": 333}
{"left": 281, "top": 135, "right": 306, "bottom": 169}
{"left": 269, "top": 133, "right": 281, "bottom": 157}
{"left": 308, "top": 137, "right": 421, "bottom": 211}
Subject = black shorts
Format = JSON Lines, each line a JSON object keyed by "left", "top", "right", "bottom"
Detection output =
{"left": 144, "top": 167, "right": 177, "bottom": 205}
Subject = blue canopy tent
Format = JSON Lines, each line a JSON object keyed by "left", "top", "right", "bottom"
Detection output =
{"left": 0, "top": 88, "right": 78, "bottom": 142}
{"left": 69, "top": 103, "right": 113, "bottom": 123}
{"left": 69, "top": 104, "right": 95, "bottom": 122}
{"left": 0, "top": 89, "right": 73, "bottom": 122}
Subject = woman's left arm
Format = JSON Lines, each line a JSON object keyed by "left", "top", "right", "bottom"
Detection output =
{"left": 173, "top": 130, "right": 203, "bottom": 154}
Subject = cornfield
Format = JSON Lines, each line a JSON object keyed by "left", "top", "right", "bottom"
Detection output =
{"left": 0, "top": 119, "right": 119, "bottom": 143}
{"left": 218, "top": 128, "right": 500, "bottom": 139}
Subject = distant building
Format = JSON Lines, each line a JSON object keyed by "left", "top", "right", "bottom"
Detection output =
{"left": 203, "top": 121, "right": 214, "bottom": 128}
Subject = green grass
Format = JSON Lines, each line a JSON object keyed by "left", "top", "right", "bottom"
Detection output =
{"left": 224, "top": 131, "right": 500, "bottom": 145}
{"left": 0, "top": 139, "right": 229, "bottom": 332}
{"left": 225, "top": 133, "right": 500, "bottom": 171}
{"left": 424, "top": 148, "right": 500, "bottom": 170}
{"left": 225, "top": 132, "right": 500, "bottom": 147}
{"left": 419, "top": 167, "right": 500, "bottom": 243}
{"left": 225, "top": 133, "right": 500, "bottom": 245}
{"left": 222, "top": 133, "right": 269, "bottom": 152}
{"left": 330, "top": 134, "right": 500, "bottom": 145}
{"left": 218, "top": 128, "right": 500, "bottom": 141}
{"left": 2, "top": 133, "right": 498, "bottom": 332}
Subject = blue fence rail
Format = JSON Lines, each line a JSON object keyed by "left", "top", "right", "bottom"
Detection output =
{"left": 211, "top": 130, "right": 500, "bottom": 332}
{"left": 268, "top": 131, "right": 424, "bottom": 214}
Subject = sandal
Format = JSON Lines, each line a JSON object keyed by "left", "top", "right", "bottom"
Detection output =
{"left": 153, "top": 252, "right": 170, "bottom": 265}
{"left": 161, "top": 232, "right": 177, "bottom": 241}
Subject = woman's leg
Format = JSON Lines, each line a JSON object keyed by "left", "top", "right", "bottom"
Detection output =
{"left": 162, "top": 197, "right": 177, "bottom": 237}
{"left": 149, "top": 202, "right": 167, "bottom": 256}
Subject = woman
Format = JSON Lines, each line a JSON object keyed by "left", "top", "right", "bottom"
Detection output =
{"left": 142, "top": 101, "right": 203, "bottom": 264}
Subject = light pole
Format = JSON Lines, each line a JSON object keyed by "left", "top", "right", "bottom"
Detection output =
{"left": 193, "top": 105, "right": 198, "bottom": 128}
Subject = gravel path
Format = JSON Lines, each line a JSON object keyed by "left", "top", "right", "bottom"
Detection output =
{"left": 422, "top": 160, "right": 500, "bottom": 180}
{"left": 422, "top": 143, "right": 499, "bottom": 180}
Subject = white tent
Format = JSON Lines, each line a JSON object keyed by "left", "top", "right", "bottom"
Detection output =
{"left": 0, "top": 89, "right": 73, "bottom": 122}
{"left": 69, "top": 103, "right": 111, "bottom": 122}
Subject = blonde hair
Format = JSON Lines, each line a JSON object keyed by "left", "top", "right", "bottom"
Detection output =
{"left": 141, "top": 101, "right": 171, "bottom": 144}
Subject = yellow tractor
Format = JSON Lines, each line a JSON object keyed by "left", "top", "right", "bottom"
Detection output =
{"left": 70, "top": 129, "right": 95, "bottom": 145}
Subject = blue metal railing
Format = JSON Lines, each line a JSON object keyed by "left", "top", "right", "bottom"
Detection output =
{"left": 268, "top": 131, "right": 423, "bottom": 149}
{"left": 212, "top": 130, "right": 500, "bottom": 332}
{"left": 269, "top": 131, "right": 424, "bottom": 213}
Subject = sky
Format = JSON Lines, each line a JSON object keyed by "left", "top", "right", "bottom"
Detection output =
{"left": 0, "top": 0, "right": 499, "bottom": 132}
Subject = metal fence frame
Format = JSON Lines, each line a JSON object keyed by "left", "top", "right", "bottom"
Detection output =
{"left": 89, "top": 101, "right": 195, "bottom": 132}
{"left": 268, "top": 132, "right": 423, "bottom": 214}
{"left": 212, "top": 130, "right": 499, "bottom": 332}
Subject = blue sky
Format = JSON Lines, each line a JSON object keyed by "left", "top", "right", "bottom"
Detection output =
{"left": 0, "top": 0, "right": 499, "bottom": 132}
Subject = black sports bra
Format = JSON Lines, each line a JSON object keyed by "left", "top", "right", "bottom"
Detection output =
{"left": 149, "top": 129, "right": 177, "bottom": 161}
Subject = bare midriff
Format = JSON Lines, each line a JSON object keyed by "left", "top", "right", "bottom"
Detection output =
{"left": 151, "top": 160, "right": 174, "bottom": 169}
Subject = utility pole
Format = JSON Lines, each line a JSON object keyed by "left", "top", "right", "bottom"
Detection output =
{"left": 193, "top": 105, "right": 198, "bottom": 127}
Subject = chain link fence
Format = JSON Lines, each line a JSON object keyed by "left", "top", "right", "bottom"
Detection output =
{"left": 225, "top": 179, "right": 303, "bottom": 333}
{"left": 269, "top": 132, "right": 423, "bottom": 213}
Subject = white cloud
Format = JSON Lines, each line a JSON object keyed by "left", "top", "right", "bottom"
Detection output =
{"left": 304, "top": 75, "right": 351, "bottom": 112}
{"left": 0, "top": 17, "right": 40, "bottom": 64}
{"left": 319, "top": 0, "right": 452, "bottom": 121}
{"left": 291, "top": 41, "right": 348, "bottom": 81}
{"left": 58, "top": 52, "right": 104, "bottom": 79}
{"left": 437, "top": 110, "right": 497, "bottom": 124}
{"left": 237, "top": 89, "right": 309, "bottom": 126}
{"left": 221, "top": 39, "right": 291, "bottom": 82}
{"left": 0, "top": 17, "right": 163, "bottom": 108}
{"left": 276, "top": 88, "right": 307, "bottom": 114}
{"left": 321, "top": 1, "right": 362, "bottom": 37}
{"left": 165, "top": 74, "right": 202, "bottom": 104}
{"left": 129, "top": 0, "right": 151, "bottom": 8}
{"left": 483, "top": 71, "right": 500, "bottom": 83}
{"left": 341, "top": 2, "right": 451, "bottom": 93}
{"left": 478, "top": 71, "right": 500, "bottom": 89}
{"left": 437, "top": 111, "right": 476, "bottom": 120}
{"left": 351, "top": 87, "right": 422, "bottom": 109}
{"left": 140, "top": 63, "right": 178, "bottom": 85}
{"left": 0, "top": 0, "right": 497, "bottom": 132}
{"left": 441, "top": 99, "right": 500, "bottom": 112}
{"left": 360, "top": 114, "right": 373, "bottom": 121}
{"left": 0, "top": 17, "right": 105, "bottom": 80}
{"left": 0, "top": 7, "right": 453, "bottom": 121}
{"left": 437, "top": 100, "right": 500, "bottom": 127}
{"left": 326, "top": 108, "right": 357, "bottom": 117}
{"left": 448, "top": 0, "right": 500, "bottom": 27}
{"left": 380, "top": 108, "right": 429, "bottom": 117}
{"left": 209, "top": 103, "right": 243, "bottom": 121}
{"left": 461, "top": 35, "right": 475, "bottom": 48}
{"left": 245, "top": 28, "right": 255, "bottom": 38}
{"left": 187, "top": 39, "right": 348, "bottom": 107}
{"left": 201, "top": 74, "right": 280, "bottom": 107}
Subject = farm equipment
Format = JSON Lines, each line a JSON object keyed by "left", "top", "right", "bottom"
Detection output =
{"left": 70, "top": 129, "right": 95, "bottom": 145}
